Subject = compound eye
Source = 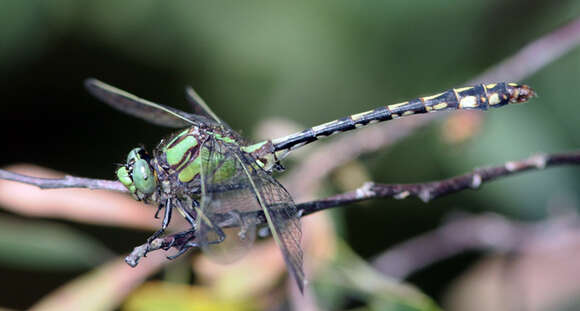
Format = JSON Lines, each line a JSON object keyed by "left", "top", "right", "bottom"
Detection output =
{"left": 127, "top": 147, "right": 143, "bottom": 164}
{"left": 133, "top": 159, "right": 156, "bottom": 194}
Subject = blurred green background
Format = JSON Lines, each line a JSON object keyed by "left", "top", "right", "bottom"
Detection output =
{"left": 1, "top": 1, "right": 580, "bottom": 309}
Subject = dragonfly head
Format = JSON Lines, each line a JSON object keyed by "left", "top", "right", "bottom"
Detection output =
{"left": 117, "top": 147, "right": 158, "bottom": 200}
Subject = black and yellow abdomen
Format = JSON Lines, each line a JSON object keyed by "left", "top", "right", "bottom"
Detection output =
{"left": 271, "top": 82, "right": 535, "bottom": 152}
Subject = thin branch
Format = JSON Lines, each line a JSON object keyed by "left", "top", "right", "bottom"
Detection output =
{"left": 3, "top": 151, "right": 579, "bottom": 219}
{"left": 124, "top": 150, "right": 580, "bottom": 264}
{"left": 297, "top": 151, "right": 580, "bottom": 216}
{"left": 0, "top": 169, "right": 128, "bottom": 192}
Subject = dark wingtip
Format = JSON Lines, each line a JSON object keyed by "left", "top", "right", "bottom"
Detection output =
{"left": 291, "top": 267, "right": 306, "bottom": 294}
{"left": 295, "top": 277, "right": 305, "bottom": 294}
{"left": 84, "top": 77, "right": 97, "bottom": 88}
{"left": 184, "top": 85, "right": 197, "bottom": 104}
{"left": 83, "top": 78, "right": 103, "bottom": 96}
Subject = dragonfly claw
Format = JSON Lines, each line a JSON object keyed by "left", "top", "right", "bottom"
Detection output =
{"left": 167, "top": 240, "right": 199, "bottom": 260}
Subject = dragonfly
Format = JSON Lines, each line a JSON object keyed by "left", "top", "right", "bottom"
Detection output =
{"left": 85, "top": 79, "right": 535, "bottom": 292}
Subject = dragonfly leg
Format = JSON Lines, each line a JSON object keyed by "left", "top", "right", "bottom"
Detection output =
{"left": 182, "top": 209, "right": 196, "bottom": 228}
{"left": 175, "top": 199, "right": 196, "bottom": 228}
{"left": 207, "top": 221, "right": 226, "bottom": 245}
{"left": 154, "top": 205, "right": 163, "bottom": 219}
{"left": 226, "top": 210, "right": 251, "bottom": 240}
{"left": 195, "top": 206, "right": 227, "bottom": 246}
{"left": 165, "top": 228, "right": 199, "bottom": 260}
{"left": 162, "top": 228, "right": 194, "bottom": 250}
{"left": 146, "top": 199, "right": 173, "bottom": 246}
{"left": 200, "top": 215, "right": 227, "bottom": 246}
{"left": 167, "top": 240, "right": 199, "bottom": 260}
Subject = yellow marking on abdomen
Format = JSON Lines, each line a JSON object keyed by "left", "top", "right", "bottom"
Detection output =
{"left": 351, "top": 110, "right": 373, "bottom": 121}
{"left": 459, "top": 96, "right": 478, "bottom": 108}
{"left": 434, "top": 102, "right": 448, "bottom": 110}
{"left": 453, "top": 88, "right": 461, "bottom": 106}
{"left": 455, "top": 86, "right": 472, "bottom": 92}
{"left": 489, "top": 93, "right": 501, "bottom": 105}
{"left": 422, "top": 92, "right": 444, "bottom": 101}
{"left": 271, "top": 130, "right": 310, "bottom": 145}
{"left": 486, "top": 83, "right": 497, "bottom": 89}
{"left": 311, "top": 120, "right": 340, "bottom": 133}
{"left": 387, "top": 101, "right": 409, "bottom": 110}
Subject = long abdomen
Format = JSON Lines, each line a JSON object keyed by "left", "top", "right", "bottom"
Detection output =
{"left": 271, "top": 82, "right": 535, "bottom": 152}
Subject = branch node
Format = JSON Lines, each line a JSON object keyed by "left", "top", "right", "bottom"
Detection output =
{"left": 530, "top": 153, "right": 547, "bottom": 169}
{"left": 471, "top": 173, "right": 482, "bottom": 189}
{"left": 418, "top": 189, "right": 432, "bottom": 203}
{"left": 505, "top": 161, "right": 518, "bottom": 172}
{"left": 356, "top": 182, "right": 375, "bottom": 199}
{"left": 394, "top": 191, "right": 410, "bottom": 200}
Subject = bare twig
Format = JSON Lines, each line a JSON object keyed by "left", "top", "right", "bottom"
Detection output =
{"left": 0, "top": 169, "right": 127, "bottom": 192}
{"left": 297, "top": 151, "right": 580, "bottom": 216}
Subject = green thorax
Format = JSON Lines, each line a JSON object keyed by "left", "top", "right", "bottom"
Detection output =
{"left": 156, "top": 126, "right": 275, "bottom": 186}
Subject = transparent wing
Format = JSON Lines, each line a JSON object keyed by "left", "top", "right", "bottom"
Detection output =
{"left": 197, "top": 137, "right": 257, "bottom": 263}
{"left": 197, "top": 138, "right": 304, "bottom": 291}
{"left": 85, "top": 78, "right": 211, "bottom": 128}
{"left": 240, "top": 156, "right": 305, "bottom": 292}
{"left": 185, "top": 86, "right": 223, "bottom": 124}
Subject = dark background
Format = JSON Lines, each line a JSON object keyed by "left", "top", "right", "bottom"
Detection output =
{"left": 1, "top": 1, "right": 580, "bottom": 309}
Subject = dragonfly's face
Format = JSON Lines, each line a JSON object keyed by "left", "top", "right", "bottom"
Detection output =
{"left": 117, "top": 147, "right": 158, "bottom": 200}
